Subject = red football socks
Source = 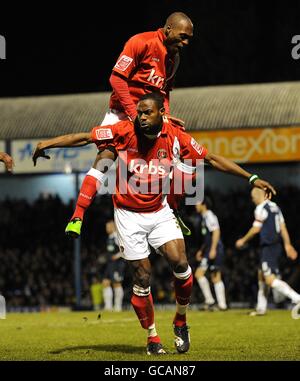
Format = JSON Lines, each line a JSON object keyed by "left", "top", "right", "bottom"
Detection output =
{"left": 71, "top": 175, "right": 99, "bottom": 221}
{"left": 173, "top": 273, "right": 193, "bottom": 327}
{"left": 131, "top": 293, "right": 154, "bottom": 329}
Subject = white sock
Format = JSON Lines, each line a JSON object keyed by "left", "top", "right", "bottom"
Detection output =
{"left": 214, "top": 281, "right": 227, "bottom": 309}
{"left": 103, "top": 286, "right": 113, "bottom": 310}
{"left": 272, "top": 279, "right": 300, "bottom": 304}
{"left": 176, "top": 302, "right": 189, "bottom": 316}
{"left": 197, "top": 276, "right": 215, "bottom": 305}
{"left": 113, "top": 286, "right": 124, "bottom": 312}
{"left": 148, "top": 323, "right": 158, "bottom": 338}
{"left": 257, "top": 281, "right": 268, "bottom": 313}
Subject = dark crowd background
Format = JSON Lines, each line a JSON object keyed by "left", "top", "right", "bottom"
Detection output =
{"left": 1, "top": 1, "right": 300, "bottom": 310}
{"left": 1, "top": 0, "right": 300, "bottom": 97}
{"left": 0, "top": 185, "right": 299, "bottom": 310}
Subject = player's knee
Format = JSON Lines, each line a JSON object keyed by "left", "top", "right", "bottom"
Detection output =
{"left": 173, "top": 260, "right": 189, "bottom": 275}
{"left": 134, "top": 272, "right": 151, "bottom": 289}
{"left": 195, "top": 268, "right": 205, "bottom": 278}
{"left": 173, "top": 263, "right": 192, "bottom": 280}
{"left": 265, "top": 275, "right": 275, "bottom": 287}
{"left": 102, "top": 279, "right": 111, "bottom": 287}
{"left": 211, "top": 271, "right": 221, "bottom": 283}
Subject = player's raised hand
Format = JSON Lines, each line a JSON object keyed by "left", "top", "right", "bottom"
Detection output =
{"left": 0, "top": 152, "right": 14, "bottom": 172}
{"left": 253, "top": 179, "right": 276, "bottom": 200}
{"left": 32, "top": 144, "right": 51, "bottom": 166}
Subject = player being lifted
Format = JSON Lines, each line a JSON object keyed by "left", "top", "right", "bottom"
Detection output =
{"left": 65, "top": 12, "right": 194, "bottom": 238}
{"left": 236, "top": 188, "right": 300, "bottom": 317}
{"left": 33, "top": 92, "right": 276, "bottom": 354}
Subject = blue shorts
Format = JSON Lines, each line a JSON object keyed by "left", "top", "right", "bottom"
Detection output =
{"left": 103, "top": 259, "right": 126, "bottom": 283}
{"left": 199, "top": 244, "right": 225, "bottom": 272}
{"left": 259, "top": 243, "right": 282, "bottom": 276}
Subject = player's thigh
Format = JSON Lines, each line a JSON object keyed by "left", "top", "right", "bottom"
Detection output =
{"left": 148, "top": 204, "right": 184, "bottom": 264}
{"left": 211, "top": 271, "right": 222, "bottom": 283}
{"left": 114, "top": 208, "right": 151, "bottom": 260}
{"left": 195, "top": 266, "right": 206, "bottom": 278}
{"left": 158, "top": 239, "right": 188, "bottom": 270}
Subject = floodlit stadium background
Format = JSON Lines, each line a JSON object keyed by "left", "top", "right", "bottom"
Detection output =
{"left": 0, "top": 1, "right": 300, "bottom": 314}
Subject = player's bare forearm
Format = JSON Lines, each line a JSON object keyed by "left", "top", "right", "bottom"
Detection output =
{"left": 205, "top": 153, "right": 276, "bottom": 197}
{"left": 280, "top": 223, "right": 291, "bottom": 246}
{"left": 242, "top": 226, "right": 260, "bottom": 243}
{"left": 39, "top": 133, "right": 93, "bottom": 150}
{"left": 205, "top": 153, "right": 251, "bottom": 179}
{"left": 32, "top": 133, "right": 93, "bottom": 166}
{"left": 236, "top": 226, "right": 261, "bottom": 248}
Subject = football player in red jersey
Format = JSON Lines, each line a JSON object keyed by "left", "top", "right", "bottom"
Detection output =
{"left": 33, "top": 92, "right": 276, "bottom": 355}
{"left": 65, "top": 12, "right": 194, "bottom": 238}
{"left": 0, "top": 152, "right": 14, "bottom": 172}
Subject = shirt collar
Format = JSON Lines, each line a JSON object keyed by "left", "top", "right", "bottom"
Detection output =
{"left": 160, "top": 121, "right": 169, "bottom": 136}
{"left": 157, "top": 28, "right": 167, "bottom": 43}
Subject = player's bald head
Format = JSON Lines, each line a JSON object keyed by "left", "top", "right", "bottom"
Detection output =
{"left": 163, "top": 12, "right": 193, "bottom": 55}
{"left": 164, "top": 12, "right": 193, "bottom": 29}
{"left": 251, "top": 187, "right": 266, "bottom": 205}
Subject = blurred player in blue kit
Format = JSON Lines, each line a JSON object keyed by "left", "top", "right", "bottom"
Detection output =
{"left": 236, "top": 188, "right": 300, "bottom": 316}
{"left": 102, "top": 220, "right": 126, "bottom": 312}
{"left": 194, "top": 197, "right": 227, "bottom": 311}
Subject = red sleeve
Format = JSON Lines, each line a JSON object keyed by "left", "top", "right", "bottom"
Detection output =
{"left": 109, "top": 73, "right": 137, "bottom": 120}
{"left": 112, "top": 35, "right": 146, "bottom": 79}
{"left": 91, "top": 124, "right": 118, "bottom": 151}
{"left": 178, "top": 131, "right": 208, "bottom": 166}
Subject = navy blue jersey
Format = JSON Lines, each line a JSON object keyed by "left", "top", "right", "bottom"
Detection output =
{"left": 201, "top": 210, "right": 223, "bottom": 254}
{"left": 253, "top": 201, "right": 285, "bottom": 246}
{"left": 106, "top": 232, "right": 120, "bottom": 258}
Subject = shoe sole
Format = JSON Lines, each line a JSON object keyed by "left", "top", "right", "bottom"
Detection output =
{"left": 65, "top": 231, "right": 80, "bottom": 238}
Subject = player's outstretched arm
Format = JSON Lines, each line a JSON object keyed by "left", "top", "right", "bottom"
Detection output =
{"left": 0, "top": 152, "right": 14, "bottom": 172}
{"left": 280, "top": 223, "right": 298, "bottom": 260}
{"left": 32, "top": 132, "right": 93, "bottom": 166}
{"left": 204, "top": 153, "right": 276, "bottom": 199}
{"left": 235, "top": 226, "right": 261, "bottom": 249}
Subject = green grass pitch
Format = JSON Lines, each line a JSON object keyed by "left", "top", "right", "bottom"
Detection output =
{"left": 0, "top": 309, "right": 299, "bottom": 361}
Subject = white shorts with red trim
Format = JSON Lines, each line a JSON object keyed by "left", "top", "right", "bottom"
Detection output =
{"left": 114, "top": 204, "right": 183, "bottom": 261}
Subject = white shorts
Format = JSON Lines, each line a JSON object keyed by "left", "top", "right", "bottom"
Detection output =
{"left": 114, "top": 205, "right": 184, "bottom": 261}
{"left": 101, "top": 109, "right": 127, "bottom": 126}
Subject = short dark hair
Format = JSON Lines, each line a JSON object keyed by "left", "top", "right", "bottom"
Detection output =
{"left": 139, "top": 92, "right": 164, "bottom": 109}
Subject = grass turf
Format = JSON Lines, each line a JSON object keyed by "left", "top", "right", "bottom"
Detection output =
{"left": 0, "top": 309, "right": 299, "bottom": 361}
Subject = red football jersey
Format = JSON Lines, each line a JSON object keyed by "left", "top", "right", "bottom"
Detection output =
{"left": 91, "top": 120, "right": 208, "bottom": 213}
{"left": 109, "top": 29, "right": 179, "bottom": 114}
